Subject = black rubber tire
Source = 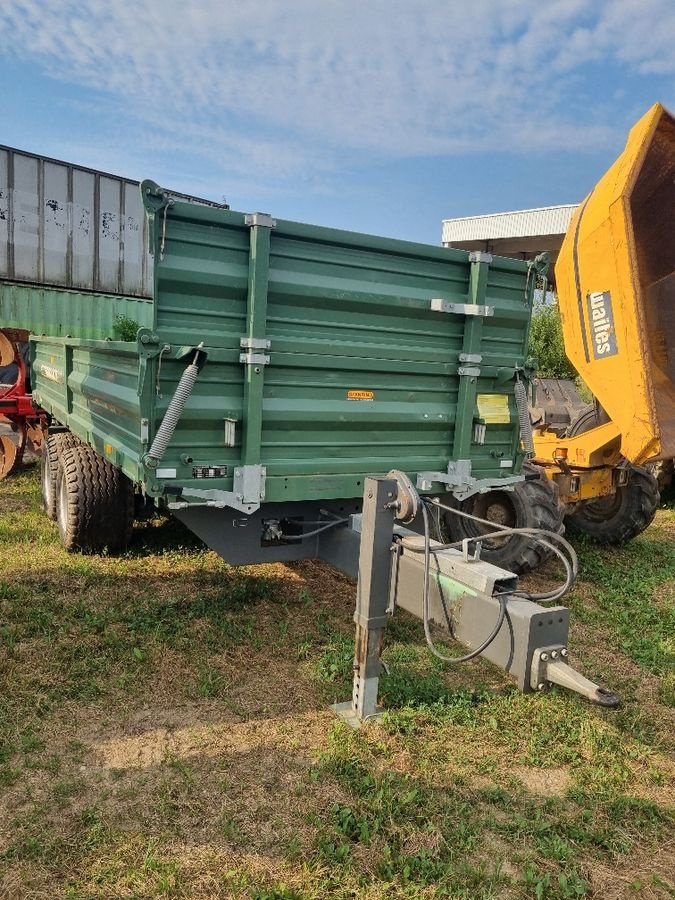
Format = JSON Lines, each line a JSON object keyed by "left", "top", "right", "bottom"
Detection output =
{"left": 440, "top": 462, "right": 565, "bottom": 575}
{"left": 55, "top": 443, "right": 134, "bottom": 553}
{"left": 564, "top": 402, "right": 660, "bottom": 543}
{"left": 41, "top": 431, "right": 80, "bottom": 520}
{"left": 564, "top": 464, "right": 659, "bottom": 544}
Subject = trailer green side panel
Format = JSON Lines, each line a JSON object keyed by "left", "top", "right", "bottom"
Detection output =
{"left": 0, "top": 280, "right": 153, "bottom": 340}
{"left": 32, "top": 188, "right": 538, "bottom": 508}
{"left": 31, "top": 337, "right": 146, "bottom": 484}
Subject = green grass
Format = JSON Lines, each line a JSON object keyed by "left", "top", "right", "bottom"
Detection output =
{"left": 568, "top": 533, "right": 675, "bottom": 675}
{"left": 0, "top": 467, "right": 673, "bottom": 898}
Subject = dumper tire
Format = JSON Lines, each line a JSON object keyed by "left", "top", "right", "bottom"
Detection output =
{"left": 564, "top": 464, "right": 659, "bottom": 545}
{"left": 440, "top": 462, "right": 565, "bottom": 575}
{"left": 55, "top": 443, "right": 134, "bottom": 553}
{"left": 41, "top": 431, "right": 80, "bottom": 520}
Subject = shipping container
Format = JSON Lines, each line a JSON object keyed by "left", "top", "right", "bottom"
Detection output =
{"left": 0, "top": 144, "right": 227, "bottom": 299}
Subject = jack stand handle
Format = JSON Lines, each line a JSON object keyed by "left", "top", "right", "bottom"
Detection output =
{"left": 544, "top": 659, "right": 620, "bottom": 708}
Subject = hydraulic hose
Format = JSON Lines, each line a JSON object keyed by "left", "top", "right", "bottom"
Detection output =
{"left": 395, "top": 477, "right": 578, "bottom": 666}
{"left": 419, "top": 501, "right": 508, "bottom": 664}
{"left": 282, "top": 518, "right": 349, "bottom": 541}
{"left": 425, "top": 496, "right": 578, "bottom": 602}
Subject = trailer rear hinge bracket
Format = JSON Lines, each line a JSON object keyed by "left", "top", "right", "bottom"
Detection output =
{"left": 244, "top": 212, "right": 276, "bottom": 228}
{"left": 459, "top": 353, "right": 482, "bottom": 364}
{"left": 458, "top": 366, "right": 481, "bottom": 377}
{"left": 430, "top": 299, "right": 494, "bottom": 317}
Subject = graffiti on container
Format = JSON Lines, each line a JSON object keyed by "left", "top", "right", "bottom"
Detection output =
{"left": 45, "top": 199, "right": 66, "bottom": 227}
{"left": 77, "top": 208, "right": 90, "bottom": 235}
{"left": 0, "top": 190, "right": 6, "bottom": 221}
{"left": 101, "top": 211, "right": 119, "bottom": 240}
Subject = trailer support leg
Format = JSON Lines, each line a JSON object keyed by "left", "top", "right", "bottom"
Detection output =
{"left": 332, "top": 475, "right": 619, "bottom": 725}
{"left": 332, "top": 477, "right": 397, "bottom": 727}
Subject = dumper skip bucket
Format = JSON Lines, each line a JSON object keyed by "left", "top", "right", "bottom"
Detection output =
{"left": 556, "top": 102, "right": 675, "bottom": 463}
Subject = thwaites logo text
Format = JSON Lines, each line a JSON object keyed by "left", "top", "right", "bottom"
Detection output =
{"left": 586, "top": 291, "right": 618, "bottom": 359}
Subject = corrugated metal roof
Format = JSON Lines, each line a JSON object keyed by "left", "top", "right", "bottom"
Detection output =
{"left": 442, "top": 204, "right": 578, "bottom": 244}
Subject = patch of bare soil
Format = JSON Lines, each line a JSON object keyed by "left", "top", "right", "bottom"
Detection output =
{"left": 589, "top": 841, "right": 675, "bottom": 899}
{"left": 512, "top": 765, "right": 571, "bottom": 797}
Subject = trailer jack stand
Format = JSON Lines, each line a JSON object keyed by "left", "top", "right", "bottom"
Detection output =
{"left": 331, "top": 476, "right": 620, "bottom": 726}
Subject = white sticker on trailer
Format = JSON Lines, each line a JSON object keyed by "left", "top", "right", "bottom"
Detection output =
{"left": 499, "top": 459, "right": 513, "bottom": 468}
{"left": 157, "top": 468, "right": 177, "bottom": 479}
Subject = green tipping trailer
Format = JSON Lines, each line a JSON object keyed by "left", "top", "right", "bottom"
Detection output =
{"left": 18, "top": 183, "right": 619, "bottom": 712}
{"left": 31, "top": 182, "right": 544, "bottom": 556}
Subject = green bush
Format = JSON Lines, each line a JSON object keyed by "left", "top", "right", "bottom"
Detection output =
{"left": 528, "top": 299, "right": 577, "bottom": 379}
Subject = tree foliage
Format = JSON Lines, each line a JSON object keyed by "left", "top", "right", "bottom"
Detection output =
{"left": 528, "top": 299, "right": 578, "bottom": 379}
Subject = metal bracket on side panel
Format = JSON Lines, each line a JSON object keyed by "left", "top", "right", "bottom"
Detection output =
{"left": 240, "top": 352, "right": 270, "bottom": 365}
{"left": 458, "top": 366, "right": 481, "bottom": 377}
{"left": 167, "top": 489, "right": 259, "bottom": 515}
{"left": 430, "top": 298, "right": 494, "bottom": 317}
{"left": 240, "top": 337, "right": 271, "bottom": 351}
{"left": 468, "top": 251, "right": 493, "bottom": 264}
{"left": 166, "top": 465, "right": 266, "bottom": 515}
{"left": 417, "top": 458, "right": 524, "bottom": 500}
{"left": 239, "top": 336, "right": 271, "bottom": 366}
{"left": 244, "top": 212, "right": 277, "bottom": 228}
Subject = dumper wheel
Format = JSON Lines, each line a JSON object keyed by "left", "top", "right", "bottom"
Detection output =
{"left": 41, "top": 431, "right": 80, "bottom": 520}
{"left": 565, "top": 464, "right": 659, "bottom": 545}
{"left": 55, "top": 443, "right": 134, "bottom": 553}
{"left": 440, "top": 462, "right": 565, "bottom": 575}
{"left": 565, "top": 404, "right": 660, "bottom": 543}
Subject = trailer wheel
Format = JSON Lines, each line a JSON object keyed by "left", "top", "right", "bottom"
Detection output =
{"left": 55, "top": 443, "right": 134, "bottom": 553}
{"left": 440, "top": 462, "right": 565, "bottom": 574}
{"left": 41, "top": 432, "right": 80, "bottom": 520}
{"left": 565, "top": 464, "right": 659, "bottom": 544}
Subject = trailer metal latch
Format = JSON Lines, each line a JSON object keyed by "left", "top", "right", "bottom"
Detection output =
{"left": 430, "top": 299, "right": 494, "bottom": 317}
{"left": 239, "top": 352, "right": 270, "bottom": 366}
{"left": 240, "top": 337, "right": 271, "bottom": 351}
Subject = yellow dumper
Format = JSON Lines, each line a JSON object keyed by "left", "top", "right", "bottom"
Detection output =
{"left": 446, "top": 103, "right": 673, "bottom": 565}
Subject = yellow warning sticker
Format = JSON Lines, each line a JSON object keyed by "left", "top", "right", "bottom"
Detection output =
{"left": 347, "top": 389, "right": 374, "bottom": 401}
{"left": 477, "top": 393, "right": 511, "bottom": 424}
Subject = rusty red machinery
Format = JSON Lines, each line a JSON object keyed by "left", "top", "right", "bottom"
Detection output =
{"left": 0, "top": 329, "right": 45, "bottom": 479}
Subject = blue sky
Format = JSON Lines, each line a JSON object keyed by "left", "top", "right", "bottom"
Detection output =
{"left": 1, "top": 0, "right": 674, "bottom": 244}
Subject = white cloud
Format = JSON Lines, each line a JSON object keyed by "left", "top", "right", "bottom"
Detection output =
{"left": 1, "top": 0, "right": 674, "bottom": 193}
